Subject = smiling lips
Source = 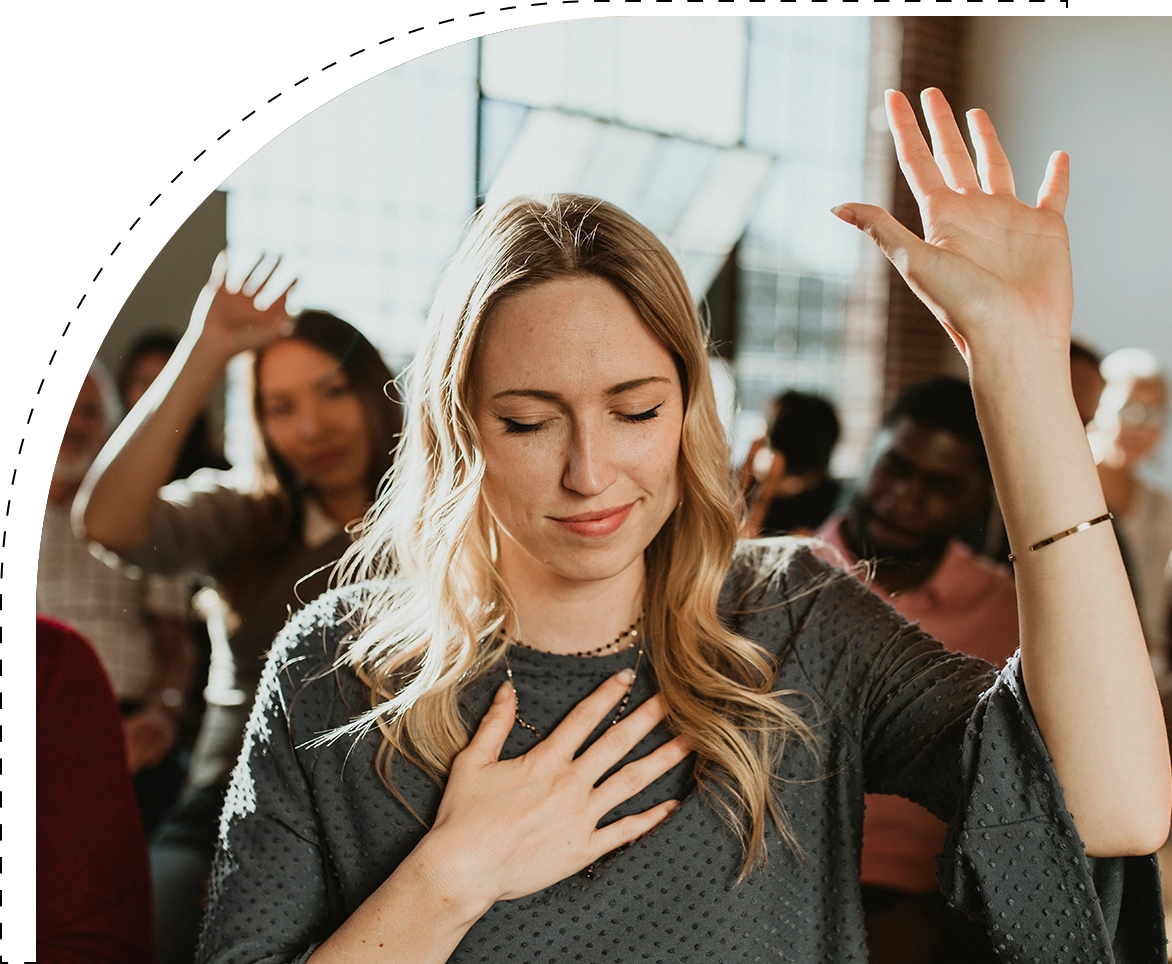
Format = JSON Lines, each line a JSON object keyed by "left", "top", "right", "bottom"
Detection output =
{"left": 551, "top": 503, "right": 635, "bottom": 538}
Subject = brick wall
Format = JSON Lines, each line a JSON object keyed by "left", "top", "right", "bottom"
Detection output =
{"left": 883, "top": 17, "right": 969, "bottom": 406}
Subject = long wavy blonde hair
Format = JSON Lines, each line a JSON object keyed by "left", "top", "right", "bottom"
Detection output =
{"left": 333, "top": 194, "right": 815, "bottom": 869}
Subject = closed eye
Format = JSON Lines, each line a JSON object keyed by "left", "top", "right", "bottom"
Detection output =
{"left": 619, "top": 403, "right": 663, "bottom": 423}
{"left": 500, "top": 417, "right": 546, "bottom": 434}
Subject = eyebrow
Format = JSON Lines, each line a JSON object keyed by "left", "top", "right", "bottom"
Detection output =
{"left": 492, "top": 376, "right": 671, "bottom": 401}
{"left": 261, "top": 364, "right": 347, "bottom": 399}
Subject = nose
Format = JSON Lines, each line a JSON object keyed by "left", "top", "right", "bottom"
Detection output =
{"left": 881, "top": 472, "right": 926, "bottom": 517}
{"left": 562, "top": 418, "right": 617, "bottom": 497}
{"left": 296, "top": 400, "right": 326, "bottom": 441}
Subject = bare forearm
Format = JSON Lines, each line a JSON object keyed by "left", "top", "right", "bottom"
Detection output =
{"left": 308, "top": 839, "right": 491, "bottom": 964}
{"left": 76, "top": 331, "right": 231, "bottom": 552}
{"left": 971, "top": 347, "right": 1171, "bottom": 854}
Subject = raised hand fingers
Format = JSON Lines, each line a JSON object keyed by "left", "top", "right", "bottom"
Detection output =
{"left": 885, "top": 89, "right": 948, "bottom": 204}
{"left": 920, "top": 88, "right": 980, "bottom": 192}
{"left": 268, "top": 278, "right": 299, "bottom": 334}
{"left": 206, "top": 250, "right": 229, "bottom": 292}
{"left": 966, "top": 108, "right": 1016, "bottom": 197}
{"left": 831, "top": 202, "right": 929, "bottom": 277}
{"left": 246, "top": 255, "right": 283, "bottom": 299}
{"left": 238, "top": 253, "right": 269, "bottom": 294}
{"left": 1037, "top": 150, "right": 1070, "bottom": 216}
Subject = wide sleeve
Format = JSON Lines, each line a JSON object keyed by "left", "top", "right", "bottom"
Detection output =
{"left": 195, "top": 597, "right": 347, "bottom": 964}
{"left": 939, "top": 654, "right": 1166, "bottom": 964}
{"left": 770, "top": 545, "right": 1166, "bottom": 961}
{"left": 118, "top": 468, "right": 258, "bottom": 582}
{"left": 769, "top": 546, "right": 1001, "bottom": 816}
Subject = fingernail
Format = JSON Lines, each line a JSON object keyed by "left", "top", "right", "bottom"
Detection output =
{"left": 496, "top": 680, "right": 514, "bottom": 701}
{"left": 616, "top": 667, "right": 636, "bottom": 684}
{"left": 830, "top": 205, "right": 856, "bottom": 226}
{"left": 666, "top": 800, "right": 681, "bottom": 813}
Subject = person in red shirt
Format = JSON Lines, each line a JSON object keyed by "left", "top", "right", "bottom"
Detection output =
{"left": 815, "top": 376, "right": 1018, "bottom": 964}
{"left": 37, "top": 615, "right": 155, "bottom": 964}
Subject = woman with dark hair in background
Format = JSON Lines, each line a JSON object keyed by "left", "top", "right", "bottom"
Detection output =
{"left": 77, "top": 257, "right": 403, "bottom": 964}
{"left": 740, "top": 389, "right": 841, "bottom": 537}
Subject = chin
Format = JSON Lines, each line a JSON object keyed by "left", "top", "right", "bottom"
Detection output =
{"left": 552, "top": 549, "right": 640, "bottom": 583}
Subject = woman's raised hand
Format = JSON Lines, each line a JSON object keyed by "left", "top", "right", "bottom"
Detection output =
{"left": 416, "top": 673, "right": 690, "bottom": 908}
{"left": 193, "top": 251, "right": 297, "bottom": 362}
{"left": 834, "top": 88, "right": 1073, "bottom": 365}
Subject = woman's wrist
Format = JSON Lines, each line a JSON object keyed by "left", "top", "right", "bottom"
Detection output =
{"left": 397, "top": 832, "right": 497, "bottom": 928}
{"left": 965, "top": 326, "right": 1069, "bottom": 381}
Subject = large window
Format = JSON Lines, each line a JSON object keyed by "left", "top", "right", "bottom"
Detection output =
{"left": 220, "top": 42, "right": 480, "bottom": 373}
{"left": 219, "top": 18, "right": 892, "bottom": 472}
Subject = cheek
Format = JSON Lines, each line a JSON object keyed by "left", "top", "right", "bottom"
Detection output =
{"left": 862, "top": 474, "right": 893, "bottom": 506}
{"left": 266, "top": 428, "right": 300, "bottom": 468}
{"left": 343, "top": 401, "right": 372, "bottom": 451}
{"left": 481, "top": 439, "right": 551, "bottom": 514}
{"left": 628, "top": 420, "right": 683, "bottom": 498}
{"left": 1117, "top": 428, "right": 1155, "bottom": 454}
{"left": 261, "top": 419, "right": 298, "bottom": 463}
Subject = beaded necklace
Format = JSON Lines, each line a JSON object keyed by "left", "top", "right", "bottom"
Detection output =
{"left": 506, "top": 613, "right": 643, "bottom": 659}
{"left": 498, "top": 613, "right": 646, "bottom": 739}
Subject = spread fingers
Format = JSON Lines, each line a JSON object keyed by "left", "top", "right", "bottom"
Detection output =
{"left": 885, "top": 89, "right": 948, "bottom": 204}
{"left": 920, "top": 88, "right": 980, "bottom": 192}
{"left": 590, "top": 735, "right": 693, "bottom": 815}
{"left": 589, "top": 798, "right": 683, "bottom": 859}
{"left": 966, "top": 108, "right": 1016, "bottom": 196}
{"left": 539, "top": 670, "right": 645, "bottom": 761}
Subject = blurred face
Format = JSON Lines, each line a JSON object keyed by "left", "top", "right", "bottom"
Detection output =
{"left": 470, "top": 275, "right": 685, "bottom": 589}
{"left": 122, "top": 349, "right": 170, "bottom": 410}
{"left": 850, "top": 417, "right": 989, "bottom": 560}
{"left": 55, "top": 374, "right": 110, "bottom": 483}
{"left": 257, "top": 339, "right": 372, "bottom": 495}
{"left": 1105, "top": 377, "right": 1167, "bottom": 466}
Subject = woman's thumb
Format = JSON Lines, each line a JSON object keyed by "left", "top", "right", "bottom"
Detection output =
{"left": 831, "top": 203, "right": 923, "bottom": 278}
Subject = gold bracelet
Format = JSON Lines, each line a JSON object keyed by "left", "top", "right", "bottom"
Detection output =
{"left": 1007, "top": 511, "right": 1114, "bottom": 562}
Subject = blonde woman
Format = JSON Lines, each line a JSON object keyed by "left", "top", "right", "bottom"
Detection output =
{"left": 197, "top": 90, "right": 1170, "bottom": 964}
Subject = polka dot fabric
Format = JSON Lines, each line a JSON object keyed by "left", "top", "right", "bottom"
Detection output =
{"left": 196, "top": 541, "right": 1165, "bottom": 963}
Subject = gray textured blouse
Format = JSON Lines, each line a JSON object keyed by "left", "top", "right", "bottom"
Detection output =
{"left": 196, "top": 541, "right": 1165, "bottom": 964}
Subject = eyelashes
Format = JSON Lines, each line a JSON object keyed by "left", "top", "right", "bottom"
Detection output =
{"left": 500, "top": 403, "right": 664, "bottom": 435}
{"left": 622, "top": 403, "right": 664, "bottom": 423}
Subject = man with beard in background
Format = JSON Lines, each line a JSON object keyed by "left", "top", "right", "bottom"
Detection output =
{"left": 37, "top": 362, "right": 195, "bottom": 836}
{"left": 815, "top": 376, "right": 1018, "bottom": 964}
